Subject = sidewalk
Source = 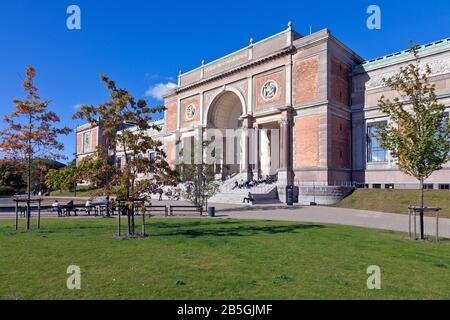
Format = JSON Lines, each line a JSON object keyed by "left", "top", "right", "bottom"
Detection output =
{"left": 215, "top": 205, "right": 450, "bottom": 238}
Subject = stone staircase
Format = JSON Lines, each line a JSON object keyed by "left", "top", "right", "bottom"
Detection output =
{"left": 209, "top": 174, "right": 279, "bottom": 205}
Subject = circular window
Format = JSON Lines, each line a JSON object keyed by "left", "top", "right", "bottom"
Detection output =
{"left": 261, "top": 80, "right": 278, "bottom": 101}
{"left": 185, "top": 104, "right": 196, "bottom": 120}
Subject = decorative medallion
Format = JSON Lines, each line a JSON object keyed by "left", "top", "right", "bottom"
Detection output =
{"left": 261, "top": 80, "right": 278, "bottom": 101}
{"left": 185, "top": 104, "right": 196, "bottom": 120}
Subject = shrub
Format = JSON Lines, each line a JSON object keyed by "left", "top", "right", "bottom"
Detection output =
{"left": 0, "top": 186, "right": 16, "bottom": 196}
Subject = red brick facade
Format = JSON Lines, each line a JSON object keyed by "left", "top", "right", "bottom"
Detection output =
{"left": 331, "top": 115, "right": 350, "bottom": 169}
{"left": 255, "top": 70, "right": 285, "bottom": 111}
{"left": 180, "top": 95, "right": 200, "bottom": 128}
{"left": 331, "top": 57, "right": 350, "bottom": 106}
{"left": 295, "top": 115, "right": 319, "bottom": 168}
{"left": 166, "top": 101, "right": 177, "bottom": 133}
{"left": 294, "top": 56, "right": 318, "bottom": 105}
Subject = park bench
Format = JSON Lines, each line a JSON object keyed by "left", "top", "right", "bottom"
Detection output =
{"left": 15, "top": 205, "right": 54, "bottom": 217}
{"left": 144, "top": 205, "right": 168, "bottom": 216}
{"left": 71, "top": 204, "right": 101, "bottom": 216}
{"left": 168, "top": 205, "right": 203, "bottom": 217}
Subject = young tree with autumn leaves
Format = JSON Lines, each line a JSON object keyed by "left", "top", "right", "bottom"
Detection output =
{"left": 376, "top": 45, "right": 450, "bottom": 240}
{"left": 0, "top": 66, "right": 71, "bottom": 230}
{"left": 73, "top": 74, "right": 178, "bottom": 236}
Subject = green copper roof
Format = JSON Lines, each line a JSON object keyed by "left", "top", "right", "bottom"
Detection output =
{"left": 354, "top": 37, "right": 450, "bottom": 71}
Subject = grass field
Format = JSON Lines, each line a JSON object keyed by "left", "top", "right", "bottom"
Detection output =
{"left": 1, "top": 218, "right": 449, "bottom": 300}
{"left": 335, "top": 189, "right": 450, "bottom": 218}
{"left": 50, "top": 188, "right": 99, "bottom": 197}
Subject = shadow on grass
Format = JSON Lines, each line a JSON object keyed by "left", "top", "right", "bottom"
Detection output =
{"left": 216, "top": 205, "right": 304, "bottom": 213}
{"left": 151, "top": 221, "right": 325, "bottom": 238}
{"left": 150, "top": 220, "right": 240, "bottom": 229}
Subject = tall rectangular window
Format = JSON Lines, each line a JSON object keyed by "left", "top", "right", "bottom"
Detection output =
{"left": 83, "top": 132, "right": 91, "bottom": 153}
{"left": 137, "top": 154, "right": 144, "bottom": 173}
{"left": 116, "top": 157, "right": 122, "bottom": 175}
{"left": 367, "top": 121, "right": 387, "bottom": 163}
{"left": 443, "top": 112, "right": 449, "bottom": 132}
{"left": 148, "top": 151, "right": 156, "bottom": 174}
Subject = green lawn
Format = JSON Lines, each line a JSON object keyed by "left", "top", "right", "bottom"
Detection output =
{"left": 50, "top": 188, "right": 99, "bottom": 197}
{"left": 335, "top": 189, "right": 450, "bottom": 218}
{"left": 0, "top": 218, "right": 449, "bottom": 300}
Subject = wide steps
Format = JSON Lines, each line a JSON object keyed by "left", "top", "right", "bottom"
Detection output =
{"left": 209, "top": 184, "right": 278, "bottom": 205}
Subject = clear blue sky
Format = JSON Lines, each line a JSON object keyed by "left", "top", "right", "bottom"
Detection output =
{"left": 1, "top": 0, "right": 449, "bottom": 162}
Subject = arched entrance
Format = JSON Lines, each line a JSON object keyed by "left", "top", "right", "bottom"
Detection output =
{"left": 206, "top": 90, "right": 245, "bottom": 179}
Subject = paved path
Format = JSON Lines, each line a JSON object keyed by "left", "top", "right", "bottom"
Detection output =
{"left": 215, "top": 205, "right": 450, "bottom": 239}
{"left": 1, "top": 198, "right": 449, "bottom": 238}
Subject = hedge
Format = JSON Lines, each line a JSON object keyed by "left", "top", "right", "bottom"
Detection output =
{"left": 0, "top": 186, "right": 16, "bottom": 196}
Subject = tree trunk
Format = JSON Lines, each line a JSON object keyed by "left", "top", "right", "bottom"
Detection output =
{"left": 127, "top": 204, "right": 132, "bottom": 235}
{"left": 120, "top": 125, "right": 133, "bottom": 236}
{"left": 26, "top": 154, "right": 31, "bottom": 231}
{"left": 26, "top": 114, "right": 32, "bottom": 231}
{"left": 419, "top": 178, "right": 425, "bottom": 240}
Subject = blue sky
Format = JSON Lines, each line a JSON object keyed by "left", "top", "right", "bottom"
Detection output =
{"left": 1, "top": 0, "right": 449, "bottom": 162}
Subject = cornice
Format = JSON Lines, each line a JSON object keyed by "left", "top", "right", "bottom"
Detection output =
{"left": 165, "top": 46, "right": 295, "bottom": 98}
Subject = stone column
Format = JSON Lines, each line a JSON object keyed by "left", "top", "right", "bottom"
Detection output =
{"left": 260, "top": 129, "right": 271, "bottom": 177}
{"left": 240, "top": 115, "right": 252, "bottom": 181}
{"left": 277, "top": 107, "right": 294, "bottom": 186}
{"left": 279, "top": 119, "right": 289, "bottom": 170}
{"left": 253, "top": 122, "right": 260, "bottom": 179}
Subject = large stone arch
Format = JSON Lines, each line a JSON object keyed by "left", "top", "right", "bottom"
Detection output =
{"left": 204, "top": 87, "right": 246, "bottom": 128}
{"left": 204, "top": 88, "right": 246, "bottom": 179}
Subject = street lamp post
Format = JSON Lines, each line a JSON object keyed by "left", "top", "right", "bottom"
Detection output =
{"left": 73, "top": 152, "right": 77, "bottom": 197}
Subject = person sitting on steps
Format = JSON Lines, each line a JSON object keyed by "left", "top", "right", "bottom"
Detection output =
{"left": 243, "top": 192, "right": 253, "bottom": 204}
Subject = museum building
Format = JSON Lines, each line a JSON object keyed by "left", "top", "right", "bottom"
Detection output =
{"left": 77, "top": 23, "right": 450, "bottom": 203}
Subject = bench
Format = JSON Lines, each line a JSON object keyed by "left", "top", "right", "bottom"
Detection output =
{"left": 16, "top": 205, "right": 54, "bottom": 217}
{"left": 144, "top": 205, "right": 169, "bottom": 216}
{"left": 72, "top": 205, "right": 101, "bottom": 216}
{"left": 168, "top": 205, "right": 203, "bottom": 216}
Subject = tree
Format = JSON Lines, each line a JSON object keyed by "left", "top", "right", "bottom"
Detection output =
{"left": 0, "top": 158, "right": 63, "bottom": 193}
{"left": 178, "top": 139, "right": 220, "bottom": 211}
{"left": 376, "top": 45, "right": 450, "bottom": 240}
{"left": 0, "top": 66, "right": 71, "bottom": 230}
{"left": 76, "top": 157, "right": 113, "bottom": 189}
{"left": 73, "top": 74, "right": 177, "bottom": 236}
{"left": 30, "top": 159, "right": 65, "bottom": 194}
{"left": 0, "top": 159, "right": 26, "bottom": 190}
{"left": 45, "top": 165, "right": 75, "bottom": 192}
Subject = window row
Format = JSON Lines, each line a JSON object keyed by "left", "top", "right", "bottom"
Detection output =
{"left": 367, "top": 112, "right": 449, "bottom": 163}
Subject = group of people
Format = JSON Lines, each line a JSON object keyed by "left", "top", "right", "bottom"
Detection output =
{"left": 232, "top": 175, "right": 275, "bottom": 190}
{"left": 52, "top": 200, "right": 76, "bottom": 217}
{"left": 228, "top": 175, "right": 276, "bottom": 204}
{"left": 52, "top": 199, "right": 109, "bottom": 217}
